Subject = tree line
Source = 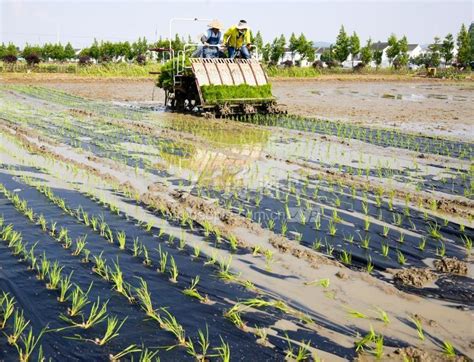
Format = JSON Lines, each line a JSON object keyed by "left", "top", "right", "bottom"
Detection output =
{"left": 1, "top": 23, "right": 473, "bottom": 68}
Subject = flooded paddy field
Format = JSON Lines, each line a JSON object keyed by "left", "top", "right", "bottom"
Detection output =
{"left": 0, "top": 80, "right": 472, "bottom": 361}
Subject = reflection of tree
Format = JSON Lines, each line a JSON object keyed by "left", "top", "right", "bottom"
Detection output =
{"left": 160, "top": 127, "right": 267, "bottom": 188}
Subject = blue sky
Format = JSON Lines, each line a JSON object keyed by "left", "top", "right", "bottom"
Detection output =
{"left": 1, "top": 0, "right": 472, "bottom": 48}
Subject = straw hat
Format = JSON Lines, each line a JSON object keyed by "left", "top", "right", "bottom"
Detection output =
{"left": 208, "top": 19, "right": 223, "bottom": 29}
{"left": 236, "top": 20, "right": 249, "bottom": 30}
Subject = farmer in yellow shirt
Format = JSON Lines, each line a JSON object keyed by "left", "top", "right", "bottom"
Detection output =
{"left": 223, "top": 20, "right": 252, "bottom": 59}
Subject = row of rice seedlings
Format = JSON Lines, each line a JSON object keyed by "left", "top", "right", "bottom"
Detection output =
{"left": 0, "top": 186, "right": 239, "bottom": 357}
{"left": 0, "top": 218, "right": 128, "bottom": 352}
{"left": 25, "top": 175, "right": 268, "bottom": 291}
{"left": 0, "top": 288, "right": 46, "bottom": 362}
{"left": 239, "top": 113, "right": 472, "bottom": 159}
{"left": 0, "top": 213, "right": 153, "bottom": 355}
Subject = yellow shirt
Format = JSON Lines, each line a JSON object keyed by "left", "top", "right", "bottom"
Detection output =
{"left": 223, "top": 26, "right": 251, "bottom": 48}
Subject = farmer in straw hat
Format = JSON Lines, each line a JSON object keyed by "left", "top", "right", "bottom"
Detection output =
{"left": 224, "top": 20, "right": 252, "bottom": 59}
{"left": 197, "top": 19, "right": 224, "bottom": 59}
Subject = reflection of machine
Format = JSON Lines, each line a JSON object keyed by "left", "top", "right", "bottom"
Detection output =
{"left": 152, "top": 18, "right": 283, "bottom": 117}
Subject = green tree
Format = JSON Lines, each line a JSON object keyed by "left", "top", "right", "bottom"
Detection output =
{"left": 0, "top": 43, "right": 6, "bottom": 59}
{"left": 373, "top": 48, "right": 383, "bottom": 69}
{"left": 88, "top": 39, "right": 100, "bottom": 61}
{"left": 428, "top": 36, "right": 441, "bottom": 68}
{"left": 2, "top": 43, "right": 18, "bottom": 63}
{"left": 21, "top": 44, "right": 42, "bottom": 65}
{"left": 63, "top": 42, "right": 75, "bottom": 60}
{"left": 349, "top": 31, "right": 360, "bottom": 67}
{"left": 469, "top": 22, "right": 474, "bottom": 62}
{"left": 386, "top": 34, "right": 399, "bottom": 66}
{"left": 289, "top": 32, "right": 299, "bottom": 62}
{"left": 360, "top": 38, "right": 373, "bottom": 65}
{"left": 296, "top": 33, "right": 315, "bottom": 63}
{"left": 395, "top": 35, "right": 409, "bottom": 68}
{"left": 253, "top": 31, "right": 264, "bottom": 54}
{"left": 457, "top": 23, "right": 471, "bottom": 66}
{"left": 262, "top": 43, "right": 271, "bottom": 63}
{"left": 334, "top": 25, "right": 350, "bottom": 63}
{"left": 270, "top": 34, "right": 286, "bottom": 64}
{"left": 441, "top": 33, "right": 454, "bottom": 66}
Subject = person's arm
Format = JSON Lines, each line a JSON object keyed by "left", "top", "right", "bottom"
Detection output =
{"left": 245, "top": 30, "right": 251, "bottom": 47}
{"left": 223, "top": 27, "right": 232, "bottom": 46}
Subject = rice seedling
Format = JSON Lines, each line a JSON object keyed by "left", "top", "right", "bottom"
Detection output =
{"left": 142, "top": 245, "right": 152, "bottom": 266}
{"left": 37, "top": 214, "right": 47, "bottom": 231}
{"left": 224, "top": 308, "right": 245, "bottom": 330}
{"left": 192, "top": 244, "right": 201, "bottom": 259}
{"left": 363, "top": 216, "right": 371, "bottom": 231}
{"left": 50, "top": 222, "right": 57, "bottom": 237}
{"left": 397, "top": 250, "right": 407, "bottom": 265}
{"left": 354, "top": 325, "right": 376, "bottom": 352}
{"left": 281, "top": 220, "right": 288, "bottom": 237}
{"left": 15, "top": 326, "right": 45, "bottom": 362}
{"left": 381, "top": 242, "right": 389, "bottom": 258}
{"left": 313, "top": 213, "right": 321, "bottom": 231}
{"left": 94, "top": 316, "right": 127, "bottom": 346}
{"left": 418, "top": 237, "right": 427, "bottom": 251}
{"left": 340, "top": 250, "right": 352, "bottom": 265}
{"left": 462, "top": 235, "right": 472, "bottom": 255}
{"left": 348, "top": 308, "right": 367, "bottom": 319}
{"left": 304, "top": 278, "right": 330, "bottom": 288}
{"left": 217, "top": 256, "right": 234, "bottom": 281}
{"left": 37, "top": 254, "right": 50, "bottom": 281}
{"left": 7, "top": 310, "right": 30, "bottom": 345}
{"left": 72, "top": 235, "right": 87, "bottom": 256}
{"left": 46, "top": 261, "right": 63, "bottom": 290}
{"left": 75, "top": 297, "right": 109, "bottom": 329}
{"left": 159, "top": 308, "right": 186, "bottom": 346}
{"left": 375, "top": 308, "right": 390, "bottom": 325}
{"left": 254, "top": 325, "right": 268, "bottom": 345}
{"left": 168, "top": 256, "right": 179, "bottom": 283}
{"left": 132, "top": 237, "right": 141, "bottom": 257}
{"left": 186, "top": 325, "right": 210, "bottom": 361}
{"left": 372, "top": 334, "right": 384, "bottom": 359}
{"left": 68, "top": 283, "right": 93, "bottom": 317}
{"left": 328, "top": 219, "right": 337, "bottom": 236}
{"left": 157, "top": 246, "right": 168, "bottom": 273}
{"left": 366, "top": 257, "right": 374, "bottom": 274}
{"left": 116, "top": 231, "right": 126, "bottom": 250}
{"left": 26, "top": 243, "right": 38, "bottom": 270}
{"left": 90, "top": 216, "right": 98, "bottom": 231}
{"left": 178, "top": 235, "right": 186, "bottom": 251}
{"left": 204, "top": 251, "right": 217, "bottom": 266}
{"left": 110, "top": 260, "right": 127, "bottom": 296}
{"left": 428, "top": 222, "right": 442, "bottom": 240}
{"left": 135, "top": 278, "right": 158, "bottom": 320}
{"left": 182, "top": 276, "right": 208, "bottom": 303}
{"left": 436, "top": 241, "right": 446, "bottom": 257}
{"left": 410, "top": 316, "right": 424, "bottom": 341}
{"left": 93, "top": 252, "right": 109, "bottom": 280}
{"left": 214, "top": 337, "right": 230, "bottom": 362}
{"left": 397, "top": 232, "right": 405, "bottom": 244}
{"left": 58, "top": 272, "right": 74, "bottom": 303}
{"left": 168, "top": 234, "right": 176, "bottom": 246}
{"left": 109, "top": 345, "right": 142, "bottom": 361}
{"left": 105, "top": 226, "right": 114, "bottom": 244}
{"left": 82, "top": 249, "right": 91, "bottom": 263}
{"left": 360, "top": 234, "right": 371, "bottom": 249}
{"left": 226, "top": 234, "right": 238, "bottom": 252}
{"left": 137, "top": 347, "right": 159, "bottom": 361}
{"left": 0, "top": 292, "right": 15, "bottom": 329}
{"left": 442, "top": 341, "right": 456, "bottom": 357}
